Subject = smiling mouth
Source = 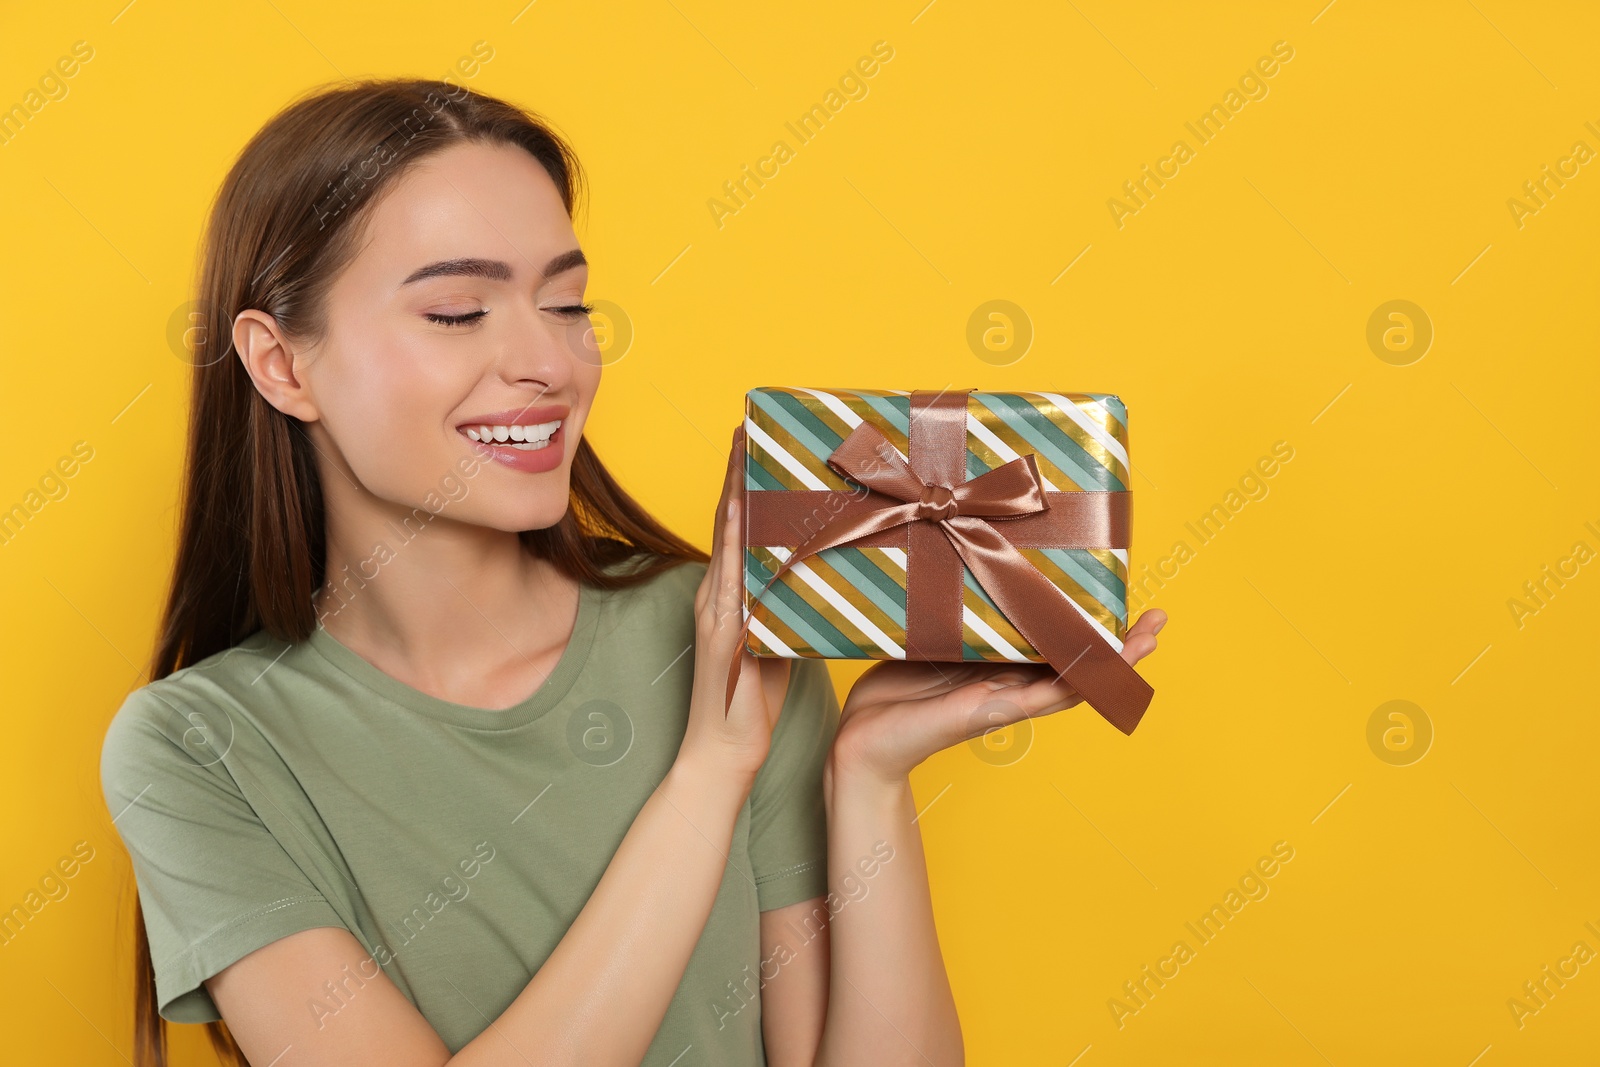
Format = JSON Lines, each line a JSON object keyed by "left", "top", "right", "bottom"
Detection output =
{"left": 463, "top": 420, "right": 563, "bottom": 450}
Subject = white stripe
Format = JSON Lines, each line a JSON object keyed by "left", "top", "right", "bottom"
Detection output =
{"left": 962, "top": 609, "right": 1031, "bottom": 663}
{"left": 768, "top": 548, "right": 905, "bottom": 658}
{"left": 1068, "top": 594, "right": 1125, "bottom": 653}
{"left": 783, "top": 545, "right": 1123, "bottom": 661}
{"left": 794, "top": 387, "right": 863, "bottom": 428}
{"left": 965, "top": 413, "right": 1062, "bottom": 492}
{"left": 747, "top": 615, "right": 798, "bottom": 657}
{"left": 857, "top": 546, "right": 1029, "bottom": 663}
{"left": 1038, "top": 391, "right": 1131, "bottom": 469}
{"left": 744, "top": 418, "right": 829, "bottom": 490}
{"left": 900, "top": 543, "right": 1124, "bottom": 654}
{"left": 1110, "top": 548, "right": 1128, "bottom": 566}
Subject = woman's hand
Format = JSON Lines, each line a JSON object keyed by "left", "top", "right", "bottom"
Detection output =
{"left": 831, "top": 609, "right": 1168, "bottom": 785}
{"left": 677, "top": 425, "right": 792, "bottom": 787}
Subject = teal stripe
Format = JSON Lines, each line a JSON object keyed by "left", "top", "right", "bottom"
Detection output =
{"left": 746, "top": 463, "right": 785, "bottom": 491}
{"left": 963, "top": 564, "right": 998, "bottom": 610}
{"left": 852, "top": 392, "right": 910, "bottom": 438}
{"left": 744, "top": 550, "right": 872, "bottom": 657}
{"left": 963, "top": 554, "right": 1123, "bottom": 642}
{"left": 959, "top": 566, "right": 1040, "bottom": 659}
{"left": 1039, "top": 547, "right": 1127, "bottom": 621}
{"left": 818, "top": 547, "right": 906, "bottom": 626}
{"left": 978, "top": 391, "right": 1123, "bottom": 490}
{"left": 1088, "top": 393, "right": 1128, "bottom": 436}
{"left": 966, "top": 448, "right": 991, "bottom": 481}
{"left": 750, "top": 389, "right": 843, "bottom": 468}
{"left": 974, "top": 392, "right": 1125, "bottom": 491}
{"left": 853, "top": 391, "right": 987, "bottom": 477}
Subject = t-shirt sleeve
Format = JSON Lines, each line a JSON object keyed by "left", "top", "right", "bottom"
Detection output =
{"left": 746, "top": 656, "right": 841, "bottom": 911}
{"left": 99, "top": 685, "right": 347, "bottom": 1023}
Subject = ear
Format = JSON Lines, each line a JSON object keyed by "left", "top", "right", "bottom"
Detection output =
{"left": 233, "top": 309, "right": 320, "bottom": 422}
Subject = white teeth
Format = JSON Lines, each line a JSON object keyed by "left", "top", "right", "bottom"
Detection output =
{"left": 463, "top": 419, "right": 564, "bottom": 446}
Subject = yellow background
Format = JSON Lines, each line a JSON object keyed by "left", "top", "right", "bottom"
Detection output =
{"left": 3, "top": 1, "right": 1597, "bottom": 1063}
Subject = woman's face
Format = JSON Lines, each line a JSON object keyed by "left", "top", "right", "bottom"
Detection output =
{"left": 284, "top": 139, "right": 601, "bottom": 534}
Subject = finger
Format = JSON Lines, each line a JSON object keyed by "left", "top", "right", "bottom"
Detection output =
{"left": 1119, "top": 610, "right": 1165, "bottom": 665}
{"left": 710, "top": 425, "right": 741, "bottom": 556}
{"left": 1130, "top": 608, "right": 1167, "bottom": 636}
{"left": 1023, "top": 671, "right": 1083, "bottom": 714}
{"left": 712, "top": 429, "right": 750, "bottom": 646}
{"left": 1121, "top": 630, "right": 1158, "bottom": 666}
{"left": 701, "top": 425, "right": 744, "bottom": 606}
{"left": 729, "top": 423, "right": 746, "bottom": 498}
{"left": 966, "top": 663, "right": 1078, "bottom": 709}
{"left": 719, "top": 483, "right": 744, "bottom": 626}
{"left": 963, "top": 673, "right": 1081, "bottom": 734}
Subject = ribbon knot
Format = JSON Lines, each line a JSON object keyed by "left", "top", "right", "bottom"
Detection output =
{"left": 727, "top": 389, "right": 1155, "bottom": 735}
{"left": 916, "top": 483, "right": 958, "bottom": 522}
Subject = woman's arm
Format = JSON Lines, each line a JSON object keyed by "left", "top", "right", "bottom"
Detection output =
{"left": 209, "top": 753, "right": 756, "bottom": 1067}
{"left": 449, "top": 751, "right": 760, "bottom": 1065}
{"left": 810, "top": 757, "right": 964, "bottom": 1066}
{"left": 786, "top": 609, "right": 1168, "bottom": 1066}
{"left": 210, "top": 426, "right": 797, "bottom": 1067}
{"left": 750, "top": 757, "right": 964, "bottom": 1067}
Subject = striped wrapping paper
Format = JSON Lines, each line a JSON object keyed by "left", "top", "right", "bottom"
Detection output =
{"left": 740, "top": 387, "right": 1133, "bottom": 666}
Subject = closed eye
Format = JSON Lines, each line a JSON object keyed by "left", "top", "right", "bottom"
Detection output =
{"left": 425, "top": 309, "right": 488, "bottom": 327}
{"left": 425, "top": 303, "right": 593, "bottom": 327}
{"left": 547, "top": 302, "right": 595, "bottom": 318}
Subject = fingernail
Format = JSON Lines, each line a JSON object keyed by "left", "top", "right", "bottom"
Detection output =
{"left": 1153, "top": 615, "right": 1167, "bottom": 634}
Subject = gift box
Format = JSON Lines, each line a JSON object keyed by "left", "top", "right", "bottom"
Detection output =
{"left": 727, "top": 387, "right": 1155, "bottom": 734}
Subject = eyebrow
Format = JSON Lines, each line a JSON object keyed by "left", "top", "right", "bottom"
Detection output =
{"left": 399, "top": 248, "right": 587, "bottom": 287}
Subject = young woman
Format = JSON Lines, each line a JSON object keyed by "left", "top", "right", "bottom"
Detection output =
{"left": 100, "top": 78, "right": 1165, "bottom": 1067}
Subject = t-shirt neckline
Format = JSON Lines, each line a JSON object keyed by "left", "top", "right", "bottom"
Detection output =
{"left": 304, "top": 578, "right": 599, "bottom": 730}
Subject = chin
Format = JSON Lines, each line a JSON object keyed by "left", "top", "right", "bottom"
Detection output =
{"left": 491, "top": 499, "right": 572, "bottom": 535}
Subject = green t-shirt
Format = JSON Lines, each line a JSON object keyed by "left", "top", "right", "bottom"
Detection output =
{"left": 99, "top": 557, "right": 841, "bottom": 1064}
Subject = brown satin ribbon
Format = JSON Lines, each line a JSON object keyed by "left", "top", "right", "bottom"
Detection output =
{"left": 726, "top": 389, "right": 1154, "bottom": 735}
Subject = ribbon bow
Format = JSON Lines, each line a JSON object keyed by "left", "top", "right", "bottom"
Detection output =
{"left": 725, "top": 389, "right": 1155, "bottom": 735}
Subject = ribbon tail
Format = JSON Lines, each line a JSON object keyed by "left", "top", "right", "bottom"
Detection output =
{"left": 943, "top": 517, "right": 1154, "bottom": 735}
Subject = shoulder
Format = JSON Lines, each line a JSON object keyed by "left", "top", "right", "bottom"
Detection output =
{"left": 98, "top": 633, "right": 292, "bottom": 797}
{"left": 594, "top": 552, "right": 709, "bottom": 607}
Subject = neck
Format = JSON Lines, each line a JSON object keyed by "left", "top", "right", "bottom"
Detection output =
{"left": 316, "top": 512, "right": 559, "bottom": 658}
{"left": 311, "top": 481, "right": 577, "bottom": 704}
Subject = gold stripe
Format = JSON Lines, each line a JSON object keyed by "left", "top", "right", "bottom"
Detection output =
{"left": 1088, "top": 547, "right": 1129, "bottom": 588}
{"left": 972, "top": 412, "right": 1084, "bottom": 492}
{"left": 964, "top": 432, "right": 1020, "bottom": 486}
{"left": 801, "top": 550, "right": 905, "bottom": 645}
{"left": 1023, "top": 548, "right": 1120, "bottom": 633}
{"left": 1080, "top": 395, "right": 1129, "bottom": 445}
{"left": 748, "top": 548, "right": 818, "bottom": 656}
{"left": 962, "top": 579, "right": 1042, "bottom": 660}
{"left": 780, "top": 390, "right": 858, "bottom": 449}
{"left": 850, "top": 401, "right": 912, "bottom": 459}
{"left": 750, "top": 548, "right": 897, "bottom": 657}
{"left": 1023, "top": 395, "right": 1131, "bottom": 489}
{"left": 748, "top": 409, "right": 851, "bottom": 491}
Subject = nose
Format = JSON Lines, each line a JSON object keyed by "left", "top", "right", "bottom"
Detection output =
{"left": 493, "top": 307, "right": 583, "bottom": 395}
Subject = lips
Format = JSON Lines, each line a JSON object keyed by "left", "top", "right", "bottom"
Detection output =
{"left": 457, "top": 403, "right": 571, "bottom": 474}
{"left": 455, "top": 403, "right": 570, "bottom": 433}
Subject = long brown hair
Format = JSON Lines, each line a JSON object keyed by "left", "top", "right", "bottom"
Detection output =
{"left": 128, "top": 77, "right": 709, "bottom": 1067}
